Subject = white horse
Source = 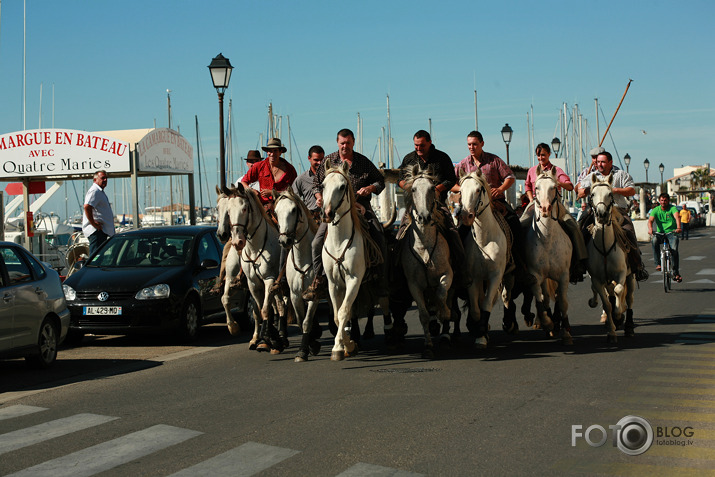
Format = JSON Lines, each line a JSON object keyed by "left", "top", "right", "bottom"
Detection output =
{"left": 274, "top": 188, "right": 321, "bottom": 362}
{"left": 321, "top": 160, "right": 391, "bottom": 361}
{"left": 524, "top": 167, "right": 573, "bottom": 345}
{"left": 401, "top": 165, "right": 453, "bottom": 359}
{"left": 458, "top": 170, "right": 508, "bottom": 348}
{"left": 215, "top": 189, "right": 246, "bottom": 337}
{"left": 222, "top": 183, "right": 287, "bottom": 353}
{"left": 587, "top": 173, "right": 636, "bottom": 343}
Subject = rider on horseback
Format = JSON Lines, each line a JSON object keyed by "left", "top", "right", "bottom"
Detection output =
{"left": 396, "top": 130, "right": 471, "bottom": 289}
{"left": 452, "top": 131, "right": 530, "bottom": 283}
{"left": 303, "top": 129, "right": 388, "bottom": 301}
{"left": 578, "top": 151, "right": 649, "bottom": 282}
{"left": 520, "top": 143, "right": 589, "bottom": 284}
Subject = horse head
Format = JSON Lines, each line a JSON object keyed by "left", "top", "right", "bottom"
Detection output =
{"left": 322, "top": 163, "right": 352, "bottom": 224}
{"left": 459, "top": 170, "right": 489, "bottom": 227}
{"left": 590, "top": 173, "right": 615, "bottom": 225}
{"left": 224, "top": 182, "right": 254, "bottom": 250}
{"left": 274, "top": 189, "right": 301, "bottom": 248}
{"left": 534, "top": 167, "right": 560, "bottom": 219}
{"left": 410, "top": 169, "right": 437, "bottom": 225}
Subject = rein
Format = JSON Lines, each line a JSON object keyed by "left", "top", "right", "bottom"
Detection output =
{"left": 533, "top": 175, "right": 562, "bottom": 222}
{"left": 322, "top": 169, "right": 359, "bottom": 279}
{"left": 460, "top": 176, "right": 490, "bottom": 219}
{"left": 589, "top": 182, "right": 619, "bottom": 276}
{"left": 275, "top": 195, "right": 312, "bottom": 277}
{"left": 324, "top": 170, "right": 350, "bottom": 226}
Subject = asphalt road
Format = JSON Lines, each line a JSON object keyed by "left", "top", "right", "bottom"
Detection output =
{"left": 1, "top": 227, "right": 715, "bottom": 476}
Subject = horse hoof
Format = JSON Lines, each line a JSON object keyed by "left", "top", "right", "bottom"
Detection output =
{"left": 561, "top": 333, "right": 573, "bottom": 346}
{"left": 309, "top": 341, "right": 321, "bottom": 356}
{"left": 439, "top": 334, "right": 451, "bottom": 348}
{"left": 294, "top": 355, "right": 307, "bottom": 362}
{"left": 422, "top": 348, "right": 435, "bottom": 360}
{"left": 228, "top": 323, "right": 240, "bottom": 336}
{"left": 248, "top": 341, "right": 258, "bottom": 351}
{"left": 256, "top": 342, "right": 271, "bottom": 352}
{"left": 474, "top": 336, "right": 488, "bottom": 349}
{"left": 331, "top": 350, "right": 345, "bottom": 361}
{"left": 270, "top": 348, "right": 283, "bottom": 355}
{"left": 624, "top": 327, "right": 635, "bottom": 338}
{"left": 280, "top": 336, "right": 290, "bottom": 349}
{"left": 588, "top": 298, "right": 598, "bottom": 308}
{"left": 502, "top": 321, "right": 519, "bottom": 336}
{"left": 345, "top": 342, "right": 359, "bottom": 357}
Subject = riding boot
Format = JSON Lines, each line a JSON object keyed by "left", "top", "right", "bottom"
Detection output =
{"left": 270, "top": 248, "right": 290, "bottom": 296}
{"left": 303, "top": 274, "right": 328, "bottom": 301}
{"left": 256, "top": 320, "right": 271, "bottom": 352}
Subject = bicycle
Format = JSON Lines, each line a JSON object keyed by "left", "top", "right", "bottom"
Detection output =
{"left": 653, "top": 232, "right": 674, "bottom": 292}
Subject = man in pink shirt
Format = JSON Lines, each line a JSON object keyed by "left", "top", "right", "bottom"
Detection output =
{"left": 520, "top": 143, "right": 588, "bottom": 283}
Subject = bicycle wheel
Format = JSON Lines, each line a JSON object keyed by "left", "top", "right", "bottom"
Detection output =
{"left": 661, "top": 248, "right": 669, "bottom": 293}
{"left": 666, "top": 253, "right": 673, "bottom": 290}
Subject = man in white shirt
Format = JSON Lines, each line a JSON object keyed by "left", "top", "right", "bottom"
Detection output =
{"left": 83, "top": 170, "right": 115, "bottom": 256}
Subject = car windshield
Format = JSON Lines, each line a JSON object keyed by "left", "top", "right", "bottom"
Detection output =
{"left": 88, "top": 234, "right": 193, "bottom": 268}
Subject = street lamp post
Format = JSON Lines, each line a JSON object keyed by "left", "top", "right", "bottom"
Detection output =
{"left": 501, "top": 123, "right": 513, "bottom": 165}
{"left": 644, "top": 158, "right": 650, "bottom": 185}
{"left": 551, "top": 137, "right": 561, "bottom": 158}
{"left": 659, "top": 163, "right": 665, "bottom": 192}
{"left": 624, "top": 153, "right": 631, "bottom": 175}
{"left": 208, "top": 53, "right": 233, "bottom": 190}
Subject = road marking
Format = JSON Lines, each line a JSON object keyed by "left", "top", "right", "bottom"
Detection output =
{"left": 685, "top": 256, "right": 707, "bottom": 261}
{"left": 6, "top": 424, "right": 202, "bottom": 477}
{"left": 168, "top": 441, "right": 299, "bottom": 476}
{"left": 663, "top": 351, "right": 715, "bottom": 359}
{"left": 618, "top": 395, "right": 715, "bottom": 409}
{"left": 149, "top": 346, "right": 222, "bottom": 363}
{"left": 0, "top": 405, "right": 47, "bottom": 421}
{"left": 606, "top": 409, "right": 715, "bottom": 423}
{"left": 638, "top": 375, "right": 715, "bottom": 385}
{"left": 655, "top": 359, "right": 715, "bottom": 368}
{"left": 696, "top": 269, "right": 715, "bottom": 275}
{"left": 0, "top": 413, "right": 118, "bottom": 455}
{"left": 689, "top": 279, "right": 715, "bottom": 284}
{"left": 647, "top": 367, "right": 715, "bottom": 376}
{"left": 336, "top": 463, "right": 425, "bottom": 477}
{"left": 628, "top": 384, "right": 715, "bottom": 396}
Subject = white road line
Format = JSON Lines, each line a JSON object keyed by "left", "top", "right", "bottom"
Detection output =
{"left": 6, "top": 424, "right": 202, "bottom": 477}
{"left": 0, "top": 413, "right": 118, "bottom": 455}
{"left": 168, "top": 441, "right": 300, "bottom": 476}
{"left": 0, "top": 405, "right": 47, "bottom": 421}
{"left": 684, "top": 255, "right": 706, "bottom": 260}
{"left": 696, "top": 268, "right": 715, "bottom": 275}
{"left": 336, "top": 462, "right": 425, "bottom": 477}
{"left": 689, "top": 279, "right": 715, "bottom": 283}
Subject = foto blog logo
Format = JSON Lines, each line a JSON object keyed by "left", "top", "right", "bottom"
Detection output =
{"left": 571, "top": 415, "right": 654, "bottom": 456}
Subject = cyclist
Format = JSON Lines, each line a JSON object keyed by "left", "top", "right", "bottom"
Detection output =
{"left": 647, "top": 193, "right": 683, "bottom": 282}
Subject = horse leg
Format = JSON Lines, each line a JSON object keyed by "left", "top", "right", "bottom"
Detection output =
{"left": 409, "top": 284, "right": 434, "bottom": 359}
{"left": 593, "top": 281, "right": 616, "bottom": 343}
{"left": 222, "top": 286, "right": 240, "bottom": 336}
{"left": 521, "top": 289, "right": 535, "bottom": 328}
{"left": 465, "top": 282, "right": 482, "bottom": 344}
{"left": 531, "top": 279, "right": 553, "bottom": 333}
{"left": 624, "top": 275, "right": 636, "bottom": 338}
{"left": 249, "top": 298, "right": 261, "bottom": 350}
{"left": 556, "top": 278, "right": 572, "bottom": 345}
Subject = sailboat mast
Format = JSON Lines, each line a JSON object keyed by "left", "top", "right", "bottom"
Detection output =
{"left": 474, "top": 90, "right": 478, "bottom": 131}
{"left": 386, "top": 95, "right": 392, "bottom": 168}
{"left": 195, "top": 115, "right": 204, "bottom": 217}
{"left": 594, "top": 98, "right": 599, "bottom": 144}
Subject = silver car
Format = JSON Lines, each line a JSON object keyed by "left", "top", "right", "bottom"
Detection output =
{"left": 0, "top": 241, "right": 70, "bottom": 368}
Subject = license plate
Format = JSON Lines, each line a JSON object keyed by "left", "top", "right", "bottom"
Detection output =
{"left": 83, "top": 306, "right": 122, "bottom": 315}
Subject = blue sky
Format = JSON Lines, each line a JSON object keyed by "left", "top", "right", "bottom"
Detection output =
{"left": 1, "top": 0, "right": 713, "bottom": 216}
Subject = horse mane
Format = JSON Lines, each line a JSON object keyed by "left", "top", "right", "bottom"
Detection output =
{"left": 276, "top": 188, "right": 318, "bottom": 234}
{"left": 328, "top": 167, "right": 383, "bottom": 267}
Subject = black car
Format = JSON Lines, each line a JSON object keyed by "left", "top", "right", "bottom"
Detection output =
{"left": 62, "top": 226, "right": 247, "bottom": 343}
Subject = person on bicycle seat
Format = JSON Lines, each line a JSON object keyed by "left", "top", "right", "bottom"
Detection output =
{"left": 648, "top": 193, "right": 683, "bottom": 282}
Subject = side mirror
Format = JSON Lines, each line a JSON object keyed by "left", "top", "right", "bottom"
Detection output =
{"left": 200, "top": 259, "right": 219, "bottom": 270}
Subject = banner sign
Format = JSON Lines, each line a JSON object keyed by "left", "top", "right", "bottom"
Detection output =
{"left": 0, "top": 129, "right": 130, "bottom": 179}
{"left": 5, "top": 182, "right": 46, "bottom": 195}
{"left": 136, "top": 128, "right": 194, "bottom": 174}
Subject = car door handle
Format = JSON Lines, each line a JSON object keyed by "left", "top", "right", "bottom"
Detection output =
{"left": 3, "top": 293, "right": 12, "bottom": 303}
{"left": 35, "top": 287, "right": 44, "bottom": 295}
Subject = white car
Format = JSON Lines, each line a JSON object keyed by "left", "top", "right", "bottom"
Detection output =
{"left": 0, "top": 241, "right": 71, "bottom": 368}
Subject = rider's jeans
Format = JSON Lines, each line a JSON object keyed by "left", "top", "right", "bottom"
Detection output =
{"left": 652, "top": 232, "right": 680, "bottom": 274}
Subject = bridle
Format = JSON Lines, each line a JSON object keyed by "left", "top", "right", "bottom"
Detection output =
{"left": 322, "top": 169, "right": 357, "bottom": 279}
{"left": 275, "top": 194, "right": 312, "bottom": 276}
{"left": 589, "top": 182, "right": 614, "bottom": 227}
{"left": 533, "top": 174, "right": 561, "bottom": 222}
{"left": 460, "top": 175, "right": 490, "bottom": 219}
{"left": 323, "top": 170, "right": 352, "bottom": 226}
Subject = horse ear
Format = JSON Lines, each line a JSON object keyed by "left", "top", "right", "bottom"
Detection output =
{"left": 411, "top": 163, "right": 420, "bottom": 179}
{"left": 340, "top": 160, "right": 350, "bottom": 174}
{"left": 590, "top": 172, "right": 597, "bottom": 184}
{"left": 324, "top": 159, "right": 333, "bottom": 173}
{"left": 272, "top": 189, "right": 279, "bottom": 202}
{"left": 220, "top": 184, "right": 232, "bottom": 197}
{"left": 607, "top": 173, "right": 614, "bottom": 185}
{"left": 458, "top": 168, "right": 465, "bottom": 180}
{"left": 235, "top": 182, "right": 245, "bottom": 195}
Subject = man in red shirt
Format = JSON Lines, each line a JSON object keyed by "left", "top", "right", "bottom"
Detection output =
{"left": 241, "top": 138, "right": 297, "bottom": 210}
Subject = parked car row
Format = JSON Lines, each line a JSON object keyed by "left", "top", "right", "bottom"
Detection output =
{"left": 2, "top": 226, "right": 250, "bottom": 368}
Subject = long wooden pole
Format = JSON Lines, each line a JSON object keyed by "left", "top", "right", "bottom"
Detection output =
{"left": 599, "top": 79, "right": 633, "bottom": 146}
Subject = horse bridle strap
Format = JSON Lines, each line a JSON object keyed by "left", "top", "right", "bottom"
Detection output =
{"left": 533, "top": 175, "right": 561, "bottom": 222}
{"left": 460, "top": 176, "right": 490, "bottom": 218}
{"left": 324, "top": 170, "right": 351, "bottom": 226}
{"left": 589, "top": 182, "right": 614, "bottom": 226}
{"left": 323, "top": 224, "right": 356, "bottom": 271}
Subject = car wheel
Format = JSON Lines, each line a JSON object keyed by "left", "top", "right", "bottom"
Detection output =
{"left": 65, "top": 329, "right": 85, "bottom": 347}
{"left": 26, "top": 318, "right": 59, "bottom": 368}
{"left": 179, "top": 297, "right": 200, "bottom": 341}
